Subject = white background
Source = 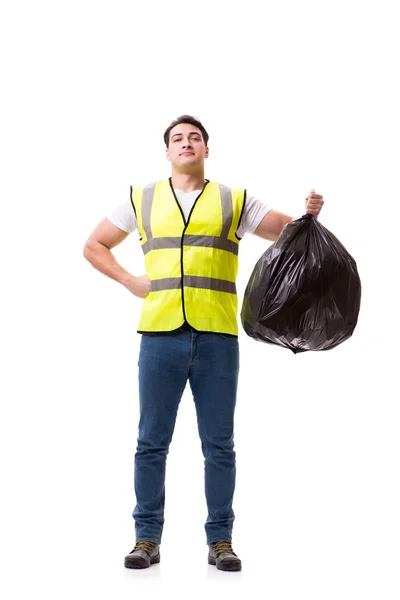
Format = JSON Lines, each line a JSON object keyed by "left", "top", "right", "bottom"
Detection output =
{"left": 1, "top": 0, "right": 399, "bottom": 598}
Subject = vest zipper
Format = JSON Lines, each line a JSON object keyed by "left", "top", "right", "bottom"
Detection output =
{"left": 168, "top": 178, "right": 210, "bottom": 330}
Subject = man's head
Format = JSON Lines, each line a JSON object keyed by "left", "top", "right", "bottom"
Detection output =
{"left": 163, "top": 115, "right": 209, "bottom": 148}
{"left": 164, "top": 115, "right": 209, "bottom": 171}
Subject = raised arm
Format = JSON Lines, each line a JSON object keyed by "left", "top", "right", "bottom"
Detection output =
{"left": 254, "top": 190, "right": 324, "bottom": 241}
{"left": 254, "top": 210, "right": 294, "bottom": 242}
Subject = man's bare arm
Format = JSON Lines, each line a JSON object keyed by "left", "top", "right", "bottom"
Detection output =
{"left": 83, "top": 218, "right": 149, "bottom": 298}
{"left": 253, "top": 210, "right": 294, "bottom": 242}
{"left": 254, "top": 190, "right": 324, "bottom": 241}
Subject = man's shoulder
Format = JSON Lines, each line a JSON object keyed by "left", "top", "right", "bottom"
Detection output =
{"left": 131, "top": 179, "right": 168, "bottom": 188}
{"left": 209, "top": 181, "right": 246, "bottom": 193}
{"left": 131, "top": 180, "right": 171, "bottom": 200}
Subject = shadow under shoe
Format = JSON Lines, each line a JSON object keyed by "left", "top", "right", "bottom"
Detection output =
{"left": 208, "top": 541, "right": 242, "bottom": 571}
{"left": 124, "top": 541, "right": 160, "bottom": 569}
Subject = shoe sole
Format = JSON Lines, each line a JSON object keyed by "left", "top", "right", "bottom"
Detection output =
{"left": 124, "top": 553, "right": 160, "bottom": 569}
{"left": 208, "top": 556, "right": 242, "bottom": 571}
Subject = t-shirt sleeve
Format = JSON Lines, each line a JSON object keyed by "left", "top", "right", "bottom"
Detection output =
{"left": 106, "top": 198, "right": 138, "bottom": 233}
{"left": 237, "top": 193, "right": 273, "bottom": 237}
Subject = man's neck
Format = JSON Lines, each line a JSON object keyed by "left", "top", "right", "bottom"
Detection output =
{"left": 170, "top": 170, "right": 206, "bottom": 193}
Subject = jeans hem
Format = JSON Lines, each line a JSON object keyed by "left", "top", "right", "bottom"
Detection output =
{"left": 136, "top": 537, "right": 161, "bottom": 545}
{"left": 206, "top": 537, "right": 232, "bottom": 545}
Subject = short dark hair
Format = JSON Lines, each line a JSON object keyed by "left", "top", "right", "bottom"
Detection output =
{"left": 163, "top": 115, "right": 209, "bottom": 147}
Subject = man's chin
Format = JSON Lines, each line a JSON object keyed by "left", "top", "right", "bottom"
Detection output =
{"left": 176, "top": 158, "right": 200, "bottom": 167}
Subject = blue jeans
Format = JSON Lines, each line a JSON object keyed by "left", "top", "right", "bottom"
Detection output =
{"left": 133, "top": 330, "right": 239, "bottom": 544}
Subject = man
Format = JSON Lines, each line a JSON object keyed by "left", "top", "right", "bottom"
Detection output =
{"left": 83, "top": 115, "right": 324, "bottom": 571}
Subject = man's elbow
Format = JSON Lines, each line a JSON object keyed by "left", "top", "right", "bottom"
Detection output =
{"left": 83, "top": 238, "right": 96, "bottom": 262}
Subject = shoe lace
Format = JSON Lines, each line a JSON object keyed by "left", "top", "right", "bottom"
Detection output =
{"left": 213, "top": 541, "right": 237, "bottom": 556}
{"left": 133, "top": 541, "right": 156, "bottom": 553}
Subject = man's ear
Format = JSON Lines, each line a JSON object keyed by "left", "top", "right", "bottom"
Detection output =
{"left": 166, "top": 147, "right": 171, "bottom": 161}
{"left": 205, "top": 146, "right": 209, "bottom": 158}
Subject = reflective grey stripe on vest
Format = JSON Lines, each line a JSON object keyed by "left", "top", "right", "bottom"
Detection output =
{"left": 140, "top": 182, "right": 238, "bottom": 256}
{"left": 185, "top": 275, "right": 236, "bottom": 294}
{"left": 142, "top": 235, "right": 239, "bottom": 256}
{"left": 150, "top": 276, "right": 236, "bottom": 295}
{"left": 219, "top": 184, "right": 234, "bottom": 239}
{"left": 183, "top": 235, "right": 238, "bottom": 255}
{"left": 149, "top": 278, "right": 181, "bottom": 292}
{"left": 141, "top": 182, "right": 157, "bottom": 237}
{"left": 142, "top": 237, "right": 182, "bottom": 254}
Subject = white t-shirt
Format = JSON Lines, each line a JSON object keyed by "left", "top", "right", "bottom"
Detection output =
{"left": 107, "top": 187, "right": 273, "bottom": 238}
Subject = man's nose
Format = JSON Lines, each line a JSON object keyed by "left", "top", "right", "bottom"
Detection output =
{"left": 182, "top": 137, "right": 192, "bottom": 147}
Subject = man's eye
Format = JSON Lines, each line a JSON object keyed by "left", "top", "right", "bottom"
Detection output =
{"left": 173, "top": 139, "right": 182, "bottom": 142}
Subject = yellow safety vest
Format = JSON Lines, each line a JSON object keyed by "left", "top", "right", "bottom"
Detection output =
{"left": 131, "top": 178, "right": 246, "bottom": 335}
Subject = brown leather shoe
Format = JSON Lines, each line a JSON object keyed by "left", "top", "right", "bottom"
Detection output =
{"left": 124, "top": 541, "right": 160, "bottom": 569}
{"left": 208, "top": 541, "right": 242, "bottom": 571}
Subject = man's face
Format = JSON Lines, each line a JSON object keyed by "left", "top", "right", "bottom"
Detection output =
{"left": 166, "top": 122, "right": 209, "bottom": 168}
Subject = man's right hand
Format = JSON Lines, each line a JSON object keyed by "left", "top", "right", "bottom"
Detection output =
{"left": 123, "top": 274, "right": 150, "bottom": 299}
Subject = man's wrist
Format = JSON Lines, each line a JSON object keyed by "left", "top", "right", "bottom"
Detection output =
{"left": 118, "top": 271, "right": 135, "bottom": 288}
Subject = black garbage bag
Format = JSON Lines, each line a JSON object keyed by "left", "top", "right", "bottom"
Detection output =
{"left": 241, "top": 214, "right": 361, "bottom": 353}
